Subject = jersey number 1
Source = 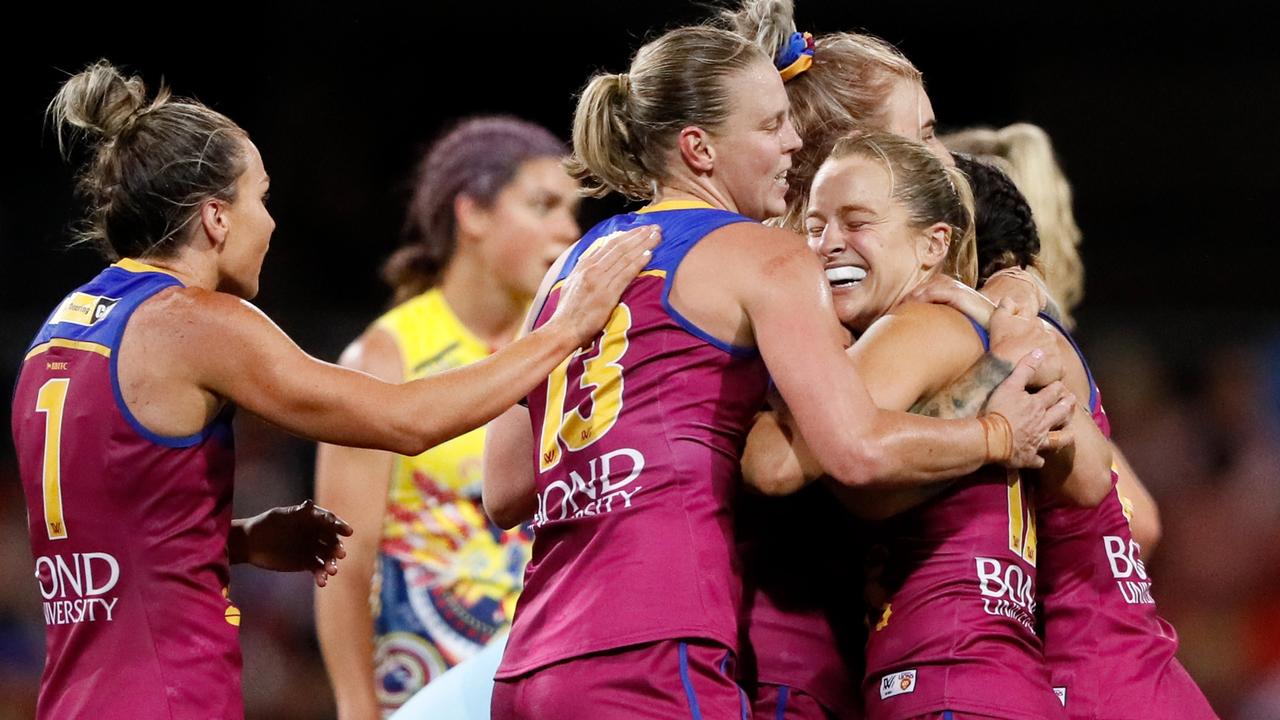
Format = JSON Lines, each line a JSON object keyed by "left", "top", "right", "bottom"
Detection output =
{"left": 539, "top": 304, "right": 632, "bottom": 472}
{"left": 36, "top": 378, "right": 71, "bottom": 540}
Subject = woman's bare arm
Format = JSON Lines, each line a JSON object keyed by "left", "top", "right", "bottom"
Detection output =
{"left": 481, "top": 238, "right": 584, "bottom": 529}
{"left": 1034, "top": 324, "right": 1114, "bottom": 507}
{"left": 484, "top": 404, "right": 538, "bottom": 529}
{"left": 136, "top": 226, "right": 658, "bottom": 454}
{"left": 1112, "top": 445, "right": 1162, "bottom": 554}
{"left": 313, "top": 328, "right": 400, "bottom": 720}
{"left": 821, "top": 303, "right": 1011, "bottom": 517}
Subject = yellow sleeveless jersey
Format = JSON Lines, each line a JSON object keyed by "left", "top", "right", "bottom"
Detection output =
{"left": 371, "top": 289, "right": 532, "bottom": 711}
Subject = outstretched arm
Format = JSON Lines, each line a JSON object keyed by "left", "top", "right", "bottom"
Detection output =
{"left": 481, "top": 236, "right": 593, "bottom": 530}
{"left": 164, "top": 226, "right": 659, "bottom": 455}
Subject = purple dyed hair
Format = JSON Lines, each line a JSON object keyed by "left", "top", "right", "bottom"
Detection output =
{"left": 383, "top": 115, "right": 567, "bottom": 302}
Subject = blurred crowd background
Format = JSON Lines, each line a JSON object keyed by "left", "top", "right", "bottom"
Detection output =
{"left": 2, "top": 2, "right": 1278, "bottom": 718}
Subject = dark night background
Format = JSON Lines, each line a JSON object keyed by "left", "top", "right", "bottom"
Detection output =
{"left": 2, "top": 2, "right": 1279, "bottom": 718}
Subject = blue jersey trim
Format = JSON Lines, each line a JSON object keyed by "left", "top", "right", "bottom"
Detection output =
{"left": 660, "top": 285, "right": 758, "bottom": 357}
{"left": 775, "top": 685, "right": 791, "bottom": 720}
{"left": 552, "top": 208, "right": 759, "bottom": 358}
{"left": 647, "top": 208, "right": 757, "bottom": 357}
{"left": 679, "top": 641, "right": 704, "bottom": 720}
{"left": 1039, "top": 313, "right": 1099, "bottom": 413}
{"left": 965, "top": 316, "right": 992, "bottom": 352}
{"left": 24, "top": 265, "right": 234, "bottom": 449}
{"left": 104, "top": 275, "right": 221, "bottom": 448}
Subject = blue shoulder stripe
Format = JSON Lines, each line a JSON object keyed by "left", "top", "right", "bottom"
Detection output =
{"left": 1039, "top": 312, "right": 1099, "bottom": 412}
{"left": 965, "top": 315, "right": 992, "bottom": 352}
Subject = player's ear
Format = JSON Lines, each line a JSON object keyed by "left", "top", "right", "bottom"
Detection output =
{"left": 918, "top": 222, "right": 950, "bottom": 271}
{"left": 199, "top": 198, "right": 231, "bottom": 250}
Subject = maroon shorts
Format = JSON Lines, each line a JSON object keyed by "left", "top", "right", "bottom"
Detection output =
{"left": 492, "top": 638, "right": 749, "bottom": 719}
{"left": 752, "top": 683, "right": 837, "bottom": 719}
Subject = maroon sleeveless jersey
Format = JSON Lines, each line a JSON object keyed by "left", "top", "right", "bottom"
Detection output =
{"left": 496, "top": 202, "right": 770, "bottom": 678}
{"left": 863, "top": 320, "right": 1064, "bottom": 720}
{"left": 737, "top": 486, "right": 865, "bottom": 718}
{"left": 12, "top": 259, "right": 242, "bottom": 719}
{"left": 1036, "top": 315, "right": 1217, "bottom": 719}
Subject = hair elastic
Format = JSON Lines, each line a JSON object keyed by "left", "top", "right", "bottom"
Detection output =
{"left": 776, "top": 32, "right": 815, "bottom": 82}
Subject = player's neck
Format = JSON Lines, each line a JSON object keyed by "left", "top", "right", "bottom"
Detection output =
{"left": 131, "top": 250, "right": 215, "bottom": 291}
{"left": 653, "top": 177, "right": 734, "bottom": 214}
{"left": 437, "top": 251, "right": 526, "bottom": 349}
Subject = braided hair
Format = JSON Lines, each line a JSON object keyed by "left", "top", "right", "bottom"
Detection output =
{"left": 953, "top": 152, "right": 1041, "bottom": 284}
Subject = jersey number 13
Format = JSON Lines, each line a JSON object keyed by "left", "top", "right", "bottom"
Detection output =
{"left": 539, "top": 304, "right": 633, "bottom": 472}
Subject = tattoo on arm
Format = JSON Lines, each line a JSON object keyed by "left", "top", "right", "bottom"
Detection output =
{"left": 840, "top": 352, "right": 1019, "bottom": 520}
{"left": 910, "top": 353, "right": 1015, "bottom": 419}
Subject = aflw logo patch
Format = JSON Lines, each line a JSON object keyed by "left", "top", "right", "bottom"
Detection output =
{"left": 880, "top": 669, "right": 917, "bottom": 700}
{"left": 51, "top": 293, "right": 119, "bottom": 327}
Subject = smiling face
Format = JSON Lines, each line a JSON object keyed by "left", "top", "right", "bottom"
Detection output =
{"left": 707, "top": 58, "right": 804, "bottom": 220}
{"left": 805, "top": 154, "right": 944, "bottom": 332}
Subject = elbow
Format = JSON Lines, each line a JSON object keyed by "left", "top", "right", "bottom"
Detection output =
{"left": 1073, "top": 438, "right": 1118, "bottom": 508}
{"left": 393, "top": 419, "right": 442, "bottom": 457}
{"left": 825, "top": 438, "right": 889, "bottom": 490}
{"left": 484, "top": 497, "right": 526, "bottom": 531}
{"left": 1130, "top": 504, "right": 1163, "bottom": 554}
{"left": 1076, "top": 463, "right": 1116, "bottom": 508}
{"left": 742, "top": 463, "right": 806, "bottom": 497}
{"left": 482, "top": 485, "right": 531, "bottom": 531}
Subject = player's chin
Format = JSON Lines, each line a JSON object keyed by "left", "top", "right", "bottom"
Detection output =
{"left": 764, "top": 194, "right": 788, "bottom": 221}
{"left": 833, "top": 296, "right": 872, "bottom": 333}
{"left": 833, "top": 303, "right": 860, "bottom": 329}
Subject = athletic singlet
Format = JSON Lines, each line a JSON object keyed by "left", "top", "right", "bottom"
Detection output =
{"left": 12, "top": 259, "right": 241, "bottom": 719}
{"left": 370, "top": 289, "right": 533, "bottom": 712}
{"left": 1036, "top": 315, "right": 1217, "bottom": 719}
{"left": 497, "top": 200, "right": 770, "bottom": 678}
{"left": 863, "top": 317, "right": 1065, "bottom": 720}
{"left": 737, "top": 485, "right": 866, "bottom": 718}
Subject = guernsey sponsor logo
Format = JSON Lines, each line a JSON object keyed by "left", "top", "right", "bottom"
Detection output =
{"left": 1054, "top": 687, "right": 1067, "bottom": 706}
{"left": 51, "top": 293, "right": 119, "bottom": 327}
{"left": 1103, "top": 536, "right": 1156, "bottom": 604}
{"left": 534, "top": 447, "right": 645, "bottom": 526}
{"left": 35, "top": 552, "right": 120, "bottom": 625}
{"left": 975, "top": 556, "right": 1036, "bottom": 632}
{"left": 879, "top": 669, "right": 917, "bottom": 700}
